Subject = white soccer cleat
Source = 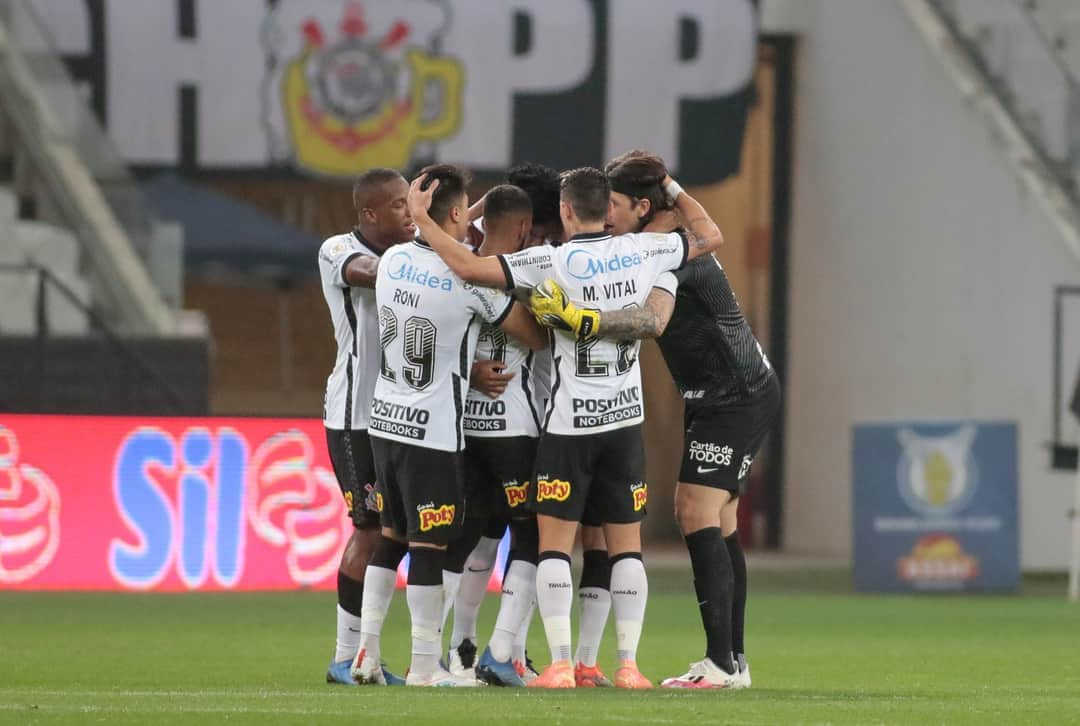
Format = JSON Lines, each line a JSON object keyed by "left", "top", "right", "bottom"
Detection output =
{"left": 660, "top": 657, "right": 739, "bottom": 690}
{"left": 405, "top": 666, "right": 479, "bottom": 687}
{"left": 447, "top": 638, "right": 478, "bottom": 679}
{"left": 733, "top": 660, "right": 751, "bottom": 689}
{"left": 350, "top": 647, "right": 386, "bottom": 685}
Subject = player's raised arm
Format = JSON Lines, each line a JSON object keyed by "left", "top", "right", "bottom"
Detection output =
{"left": 665, "top": 175, "right": 724, "bottom": 259}
{"left": 408, "top": 175, "right": 507, "bottom": 288}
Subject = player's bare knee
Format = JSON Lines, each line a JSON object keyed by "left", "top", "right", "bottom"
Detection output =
{"left": 674, "top": 483, "right": 727, "bottom": 535}
{"left": 603, "top": 522, "right": 641, "bottom": 557}
{"left": 339, "top": 527, "right": 378, "bottom": 578}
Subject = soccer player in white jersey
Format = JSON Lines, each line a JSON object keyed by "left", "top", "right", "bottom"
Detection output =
{"left": 407, "top": 165, "right": 724, "bottom": 689}
{"left": 319, "top": 168, "right": 416, "bottom": 686}
{"left": 536, "top": 152, "right": 778, "bottom": 689}
{"left": 435, "top": 185, "right": 542, "bottom": 683}
{"left": 350, "top": 164, "right": 548, "bottom": 688}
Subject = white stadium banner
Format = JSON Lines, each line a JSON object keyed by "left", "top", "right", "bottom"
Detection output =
{"left": 35, "top": 0, "right": 757, "bottom": 183}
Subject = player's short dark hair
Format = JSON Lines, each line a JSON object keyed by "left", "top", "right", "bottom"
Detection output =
{"left": 559, "top": 167, "right": 611, "bottom": 224}
{"left": 483, "top": 184, "right": 533, "bottom": 226}
{"left": 507, "top": 162, "right": 561, "bottom": 226}
{"left": 419, "top": 164, "right": 472, "bottom": 225}
{"left": 604, "top": 150, "right": 673, "bottom": 227}
{"left": 352, "top": 168, "right": 404, "bottom": 211}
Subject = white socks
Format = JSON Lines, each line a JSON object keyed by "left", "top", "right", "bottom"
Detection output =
{"left": 535, "top": 556, "right": 573, "bottom": 663}
{"left": 358, "top": 566, "right": 398, "bottom": 661}
{"left": 511, "top": 600, "right": 534, "bottom": 665}
{"left": 489, "top": 560, "right": 537, "bottom": 662}
{"left": 440, "top": 569, "right": 462, "bottom": 635}
{"left": 574, "top": 586, "right": 611, "bottom": 667}
{"left": 334, "top": 604, "right": 363, "bottom": 663}
{"left": 450, "top": 536, "right": 500, "bottom": 649}
{"left": 407, "top": 583, "right": 443, "bottom": 676}
{"left": 610, "top": 556, "right": 648, "bottom": 664}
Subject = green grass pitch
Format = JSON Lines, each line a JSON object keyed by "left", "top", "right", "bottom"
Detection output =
{"left": 2, "top": 568, "right": 1078, "bottom": 724}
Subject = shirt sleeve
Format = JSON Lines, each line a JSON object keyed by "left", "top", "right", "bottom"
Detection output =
{"left": 637, "top": 231, "right": 689, "bottom": 276}
{"left": 318, "top": 238, "right": 363, "bottom": 288}
{"left": 653, "top": 271, "right": 679, "bottom": 298}
{"left": 497, "top": 244, "right": 556, "bottom": 291}
{"left": 464, "top": 282, "right": 514, "bottom": 325}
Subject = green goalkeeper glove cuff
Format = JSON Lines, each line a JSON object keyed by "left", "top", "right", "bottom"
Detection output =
{"left": 530, "top": 279, "right": 600, "bottom": 340}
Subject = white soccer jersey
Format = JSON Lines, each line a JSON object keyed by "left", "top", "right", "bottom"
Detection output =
{"left": 371, "top": 240, "right": 514, "bottom": 452}
{"left": 319, "top": 231, "right": 385, "bottom": 431}
{"left": 499, "top": 231, "right": 688, "bottom": 436}
{"left": 464, "top": 324, "right": 541, "bottom": 439}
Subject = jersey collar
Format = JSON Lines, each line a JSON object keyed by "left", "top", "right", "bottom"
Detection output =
{"left": 352, "top": 229, "right": 389, "bottom": 257}
{"left": 568, "top": 231, "right": 612, "bottom": 244}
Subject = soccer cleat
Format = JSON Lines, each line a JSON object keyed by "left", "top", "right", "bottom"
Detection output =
{"left": 476, "top": 645, "right": 526, "bottom": 687}
{"left": 447, "top": 638, "right": 478, "bottom": 678}
{"left": 350, "top": 648, "right": 386, "bottom": 685}
{"left": 515, "top": 658, "right": 540, "bottom": 685}
{"left": 613, "top": 662, "right": 652, "bottom": 689}
{"left": 660, "top": 657, "right": 739, "bottom": 690}
{"left": 574, "top": 662, "right": 613, "bottom": 688}
{"left": 381, "top": 664, "right": 407, "bottom": 686}
{"left": 405, "top": 667, "right": 479, "bottom": 687}
{"left": 733, "top": 659, "right": 751, "bottom": 690}
{"left": 326, "top": 658, "right": 357, "bottom": 685}
{"left": 526, "top": 659, "right": 575, "bottom": 689}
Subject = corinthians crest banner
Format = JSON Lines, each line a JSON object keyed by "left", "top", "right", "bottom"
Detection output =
{"left": 37, "top": 0, "right": 757, "bottom": 182}
{"left": 852, "top": 421, "right": 1020, "bottom": 592}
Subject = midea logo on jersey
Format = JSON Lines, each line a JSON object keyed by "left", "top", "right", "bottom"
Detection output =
{"left": 386, "top": 250, "right": 452, "bottom": 291}
{"left": 566, "top": 248, "right": 643, "bottom": 281}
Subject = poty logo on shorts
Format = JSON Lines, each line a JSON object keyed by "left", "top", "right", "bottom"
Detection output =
{"left": 689, "top": 441, "right": 733, "bottom": 467}
{"left": 536, "top": 478, "right": 571, "bottom": 503}
{"left": 566, "top": 248, "right": 642, "bottom": 281}
{"left": 631, "top": 481, "right": 648, "bottom": 512}
{"left": 375, "top": 492, "right": 384, "bottom": 512}
{"left": 503, "top": 480, "right": 529, "bottom": 508}
{"left": 343, "top": 490, "right": 354, "bottom": 514}
{"left": 418, "top": 503, "right": 455, "bottom": 531}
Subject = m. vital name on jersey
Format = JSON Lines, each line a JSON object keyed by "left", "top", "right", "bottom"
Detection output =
{"left": 571, "top": 386, "right": 643, "bottom": 428}
{"left": 582, "top": 279, "right": 638, "bottom": 302}
{"left": 463, "top": 398, "right": 508, "bottom": 432}
{"left": 370, "top": 397, "right": 430, "bottom": 440}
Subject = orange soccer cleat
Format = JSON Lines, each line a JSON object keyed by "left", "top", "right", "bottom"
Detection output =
{"left": 526, "top": 659, "right": 575, "bottom": 689}
{"left": 574, "top": 662, "right": 613, "bottom": 688}
{"left": 613, "top": 662, "right": 653, "bottom": 689}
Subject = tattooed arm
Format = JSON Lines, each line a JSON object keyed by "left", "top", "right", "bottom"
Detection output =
{"left": 597, "top": 287, "right": 676, "bottom": 340}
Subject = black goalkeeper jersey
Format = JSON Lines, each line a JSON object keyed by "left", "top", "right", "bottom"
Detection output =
{"left": 656, "top": 254, "right": 776, "bottom": 408}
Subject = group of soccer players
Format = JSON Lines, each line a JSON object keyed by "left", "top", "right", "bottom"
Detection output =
{"left": 318, "top": 151, "right": 780, "bottom": 689}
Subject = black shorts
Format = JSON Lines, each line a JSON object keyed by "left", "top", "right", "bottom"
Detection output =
{"left": 464, "top": 435, "right": 537, "bottom": 526}
{"left": 325, "top": 427, "right": 380, "bottom": 529}
{"left": 370, "top": 436, "right": 465, "bottom": 545}
{"left": 532, "top": 424, "right": 647, "bottom": 525}
{"left": 679, "top": 376, "right": 781, "bottom": 495}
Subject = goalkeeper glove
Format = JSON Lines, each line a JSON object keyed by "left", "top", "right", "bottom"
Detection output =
{"left": 530, "top": 279, "right": 599, "bottom": 340}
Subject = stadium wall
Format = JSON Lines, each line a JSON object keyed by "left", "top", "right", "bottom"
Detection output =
{"left": 777, "top": 0, "right": 1080, "bottom": 569}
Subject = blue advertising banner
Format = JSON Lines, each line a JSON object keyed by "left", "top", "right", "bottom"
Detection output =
{"left": 853, "top": 421, "right": 1019, "bottom": 592}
